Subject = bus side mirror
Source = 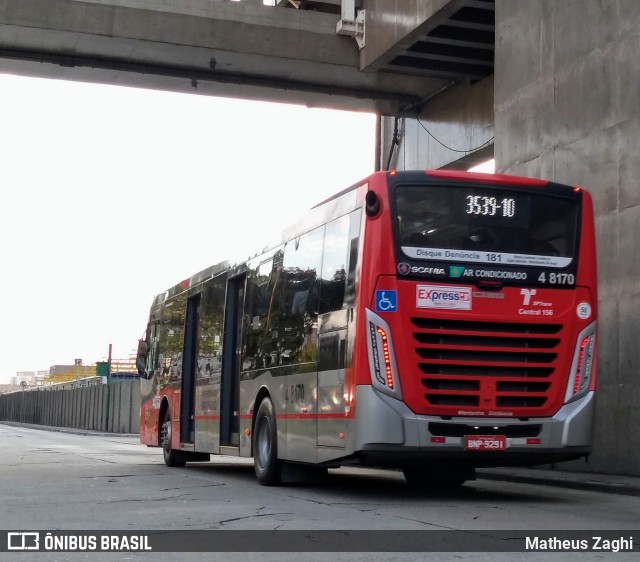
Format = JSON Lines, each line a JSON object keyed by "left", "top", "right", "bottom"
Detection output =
{"left": 136, "top": 340, "right": 149, "bottom": 378}
{"left": 365, "top": 190, "right": 381, "bottom": 217}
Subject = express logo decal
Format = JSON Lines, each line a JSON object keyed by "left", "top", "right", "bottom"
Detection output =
{"left": 416, "top": 285, "right": 472, "bottom": 310}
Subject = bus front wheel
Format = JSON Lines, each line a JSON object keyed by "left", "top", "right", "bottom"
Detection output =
{"left": 160, "top": 410, "right": 186, "bottom": 468}
{"left": 253, "top": 397, "right": 282, "bottom": 486}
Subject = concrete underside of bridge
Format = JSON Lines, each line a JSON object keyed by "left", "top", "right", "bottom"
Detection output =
{"left": 0, "top": 0, "right": 457, "bottom": 115}
{"left": 1, "top": 0, "right": 639, "bottom": 477}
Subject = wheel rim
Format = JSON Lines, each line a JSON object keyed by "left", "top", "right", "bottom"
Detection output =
{"left": 161, "top": 418, "right": 170, "bottom": 452}
{"left": 257, "top": 417, "right": 271, "bottom": 468}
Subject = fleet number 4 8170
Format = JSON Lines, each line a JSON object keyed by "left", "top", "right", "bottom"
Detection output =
{"left": 538, "top": 272, "right": 575, "bottom": 285}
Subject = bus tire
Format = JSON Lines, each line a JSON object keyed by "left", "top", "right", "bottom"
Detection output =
{"left": 253, "top": 397, "right": 281, "bottom": 486}
{"left": 161, "top": 409, "right": 186, "bottom": 468}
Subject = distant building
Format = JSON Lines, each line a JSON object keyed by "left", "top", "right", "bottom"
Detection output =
{"left": 47, "top": 364, "right": 96, "bottom": 383}
{"left": 14, "top": 371, "right": 36, "bottom": 387}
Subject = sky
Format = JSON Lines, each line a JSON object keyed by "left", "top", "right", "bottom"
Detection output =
{"left": 0, "top": 74, "right": 377, "bottom": 383}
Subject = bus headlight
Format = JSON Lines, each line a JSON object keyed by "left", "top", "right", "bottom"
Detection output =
{"left": 366, "top": 309, "right": 402, "bottom": 399}
{"left": 565, "top": 322, "right": 596, "bottom": 403}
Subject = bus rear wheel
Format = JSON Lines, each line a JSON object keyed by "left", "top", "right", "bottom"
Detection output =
{"left": 160, "top": 410, "right": 186, "bottom": 468}
{"left": 253, "top": 397, "right": 281, "bottom": 486}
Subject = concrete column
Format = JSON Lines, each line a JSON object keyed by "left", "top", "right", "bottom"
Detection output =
{"left": 78, "top": 387, "right": 84, "bottom": 429}
{"left": 84, "top": 387, "right": 90, "bottom": 429}
{"left": 56, "top": 391, "right": 62, "bottom": 427}
{"left": 100, "top": 385, "right": 107, "bottom": 431}
{"left": 494, "top": 0, "right": 640, "bottom": 476}
{"left": 88, "top": 386, "right": 94, "bottom": 430}
{"left": 108, "top": 384, "right": 117, "bottom": 433}
{"left": 70, "top": 389, "right": 76, "bottom": 428}
{"left": 75, "top": 388, "right": 81, "bottom": 429}
{"left": 63, "top": 391, "right": 69, "bottom": 428}
{"left": 119, "top": 382, "right": 132, "bottom": 433}
{"left": 93, "top": 386, "right": 100, "bottom": 430}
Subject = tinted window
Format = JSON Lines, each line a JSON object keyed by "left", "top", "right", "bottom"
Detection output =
{"left": 158, "top": 292, "right": 186, "bottom": 384}
{"left": 319, "top": 215, "right": 349, "bottom": 314}
{"left": 198, "top": 274, "right": 226, "bottom": 379}
{"left": 279, "top": 227, "right": 324, "bottom": 364}
{"left": 243, "top": 256, "right": 281, "bottom": 371}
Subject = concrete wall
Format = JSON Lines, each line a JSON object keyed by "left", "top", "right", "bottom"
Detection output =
{"left": 495, "top": 0, "right": 640, "bottom": 476}
{"left": 0, "top": 381, "right": 140, "bottom": 434}
{"left": 380, "top": 75, "right": 494, "bottom": 170}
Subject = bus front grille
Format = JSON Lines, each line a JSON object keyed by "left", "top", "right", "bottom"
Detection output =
{"left": 411, "top": 317, "right": 563, "bottom": 414}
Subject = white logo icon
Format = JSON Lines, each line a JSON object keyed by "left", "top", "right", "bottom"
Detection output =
{"left": 7, "top": 532, "right": 40, "bottom": 550}
{"left": 576, "top": 302, "right": 592, "bottom": 320}
{"left": 377, "top": 292, "right": 396, "bottom": 311}
{"left": 520, "top": 288, "right": 537, "bottom": 305}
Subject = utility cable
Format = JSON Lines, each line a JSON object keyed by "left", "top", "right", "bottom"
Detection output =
{"left": 416, "top": 117, "right": 494, "bottom": 154}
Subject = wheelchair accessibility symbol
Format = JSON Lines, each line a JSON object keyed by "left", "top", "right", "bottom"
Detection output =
{"left": 375, "top": 290, "right": 397, "bottom": 312}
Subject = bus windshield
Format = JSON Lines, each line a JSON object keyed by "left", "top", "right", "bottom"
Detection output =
{"left": 394, "top": 184, "right": 579, "bottom": 269}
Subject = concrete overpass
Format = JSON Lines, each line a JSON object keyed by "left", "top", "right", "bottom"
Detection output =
{"left": 0, "top": 0, "right": 494, "bottom": 116}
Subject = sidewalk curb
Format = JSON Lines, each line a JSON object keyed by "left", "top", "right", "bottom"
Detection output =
{"left": 0, "top": 420, "right": 137, "bottom": 438}
{"left": 477, "top": 469, "right": 640, "bottom": 497}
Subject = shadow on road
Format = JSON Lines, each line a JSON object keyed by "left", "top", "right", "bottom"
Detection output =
{"left": 182, "top": 462, "right": 564, "bottom": 505}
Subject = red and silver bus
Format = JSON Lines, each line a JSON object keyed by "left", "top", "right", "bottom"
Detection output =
{"left": 137, "top": 170, "right": 597, "bottom": 487}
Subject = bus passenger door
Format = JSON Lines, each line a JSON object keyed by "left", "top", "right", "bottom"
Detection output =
{"left": 316, "top": 213, "right": 354, "bottom": 449}
{"left": 317, "top": 327, "right": 347, "bottom": 448}
{"left": 180, "top": 294, "right": 200, "bottom": 443}
{"left": 220, "top": 274, "right": 245, "bottom": 447}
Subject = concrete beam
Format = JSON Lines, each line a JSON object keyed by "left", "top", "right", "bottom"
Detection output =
{"left": 0, "top": 0, "right": 450, "bottom": 114}
{"left": 361, "top": 0, "right": 473, "bottom": 71}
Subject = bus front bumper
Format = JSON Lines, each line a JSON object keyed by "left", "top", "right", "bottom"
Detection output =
{"left": 351, "top": 386, "right": 594, "bottom": 468}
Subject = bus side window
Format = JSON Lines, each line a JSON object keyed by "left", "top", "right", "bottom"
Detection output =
{"left": 147, "top": 323, "right": 160, "bottom": 374}
{"left": 280, "top": 227, "right": 324, "bottom": 364}
{"left": 160, "top": 293, "right": 186, "bottom": 383}
{"left": 243, "top": 259, "right": 275, "bottom": 370}
{"left": 344, "top": 208, "right": 362, "bottom": 308}
{"left": 319, "top": 215, "right": 349, "bottom": 314}
{"left": 199, "top": 275, "right": 226, "bottom": 378}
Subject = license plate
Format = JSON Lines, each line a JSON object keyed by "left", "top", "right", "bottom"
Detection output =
{"left": 464, "top": 435, "right": 507, "bottom": 451}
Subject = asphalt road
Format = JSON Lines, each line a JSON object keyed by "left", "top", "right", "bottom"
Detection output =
{"left": 1, "top": 423, "right": 638, "bottom": 561}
